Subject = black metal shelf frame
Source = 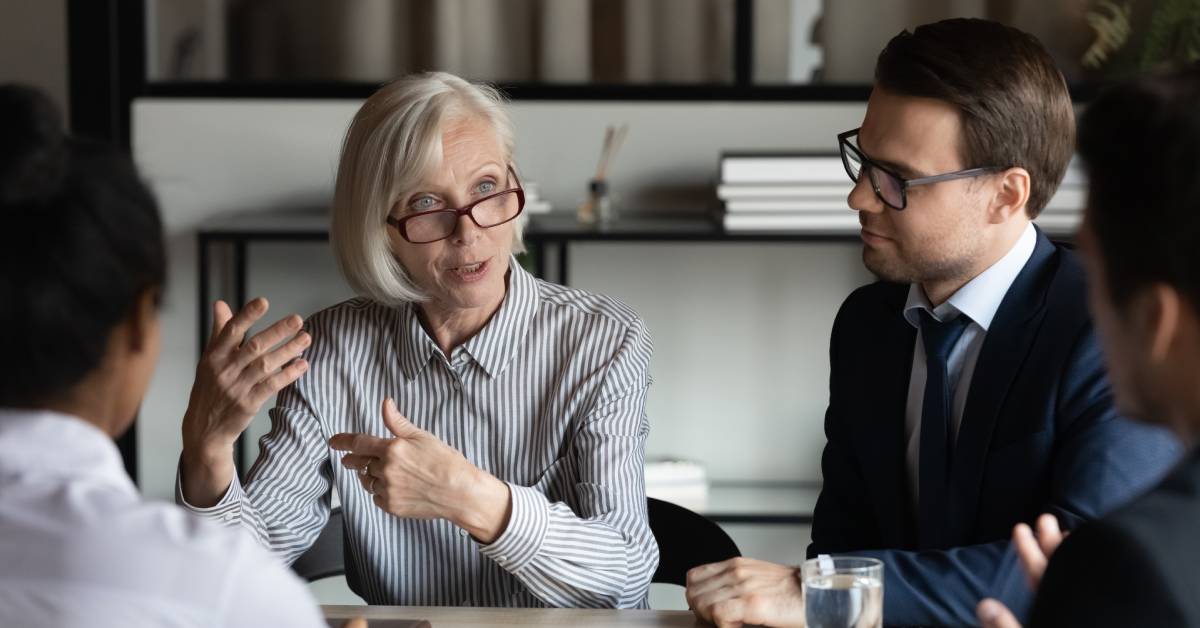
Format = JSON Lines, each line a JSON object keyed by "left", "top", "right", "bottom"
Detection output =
{"left": 196, "top": 211, "right": 862, "bottom": 481}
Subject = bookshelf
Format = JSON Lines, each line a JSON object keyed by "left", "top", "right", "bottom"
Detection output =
{"left": 195, "top": 207, "right": 850, "bottom": 518}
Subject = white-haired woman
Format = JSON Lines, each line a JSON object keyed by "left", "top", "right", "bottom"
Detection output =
{"left": 177, "top": 72, "right": 659, "bottom": 608}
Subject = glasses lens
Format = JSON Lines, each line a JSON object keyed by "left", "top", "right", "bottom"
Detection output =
{"left": 869, "top": 166, "right": 905, "bottom": 209}
{"left": 471, "top": 190, "right": 522, "bottom": 227}
{"left": 404, "top": 211, "right": 458, "bottom": 243}
{"left": 398, "top": 190, "right": 522, "bottom": 243}
{"left": 840, "top": 141, "right": 863, "bottom": 183}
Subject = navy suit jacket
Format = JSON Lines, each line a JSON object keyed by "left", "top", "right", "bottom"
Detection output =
{"left": 807, "top": 229, "right": 1181, "bottom": 626}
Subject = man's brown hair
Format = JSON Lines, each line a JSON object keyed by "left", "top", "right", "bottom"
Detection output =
{"left": 875, "top": 18, "right": 1074, "bottom": 218}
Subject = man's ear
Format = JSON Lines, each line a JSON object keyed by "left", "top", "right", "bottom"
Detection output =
{"left": 127, "top": 287, "right": 160, "bottom": 353}
{"left": 986, "top": 167, "right": 1032, "bottom": 225}
{"left": 1138, "top": 283, "right": 1182, "bottom": 364}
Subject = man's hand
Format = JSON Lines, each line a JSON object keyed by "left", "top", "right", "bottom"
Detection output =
{"left": 975, "top": 514, "right": 1068, "bottom": 628}
{"left": 685, "top": 557, "right": 806, "bottom": 628}
{"left": 977, "top": 598, "right": 1023, "bottom": 628}
{"left": 1015, "top": 514, "right": 1065, "bottom": 589}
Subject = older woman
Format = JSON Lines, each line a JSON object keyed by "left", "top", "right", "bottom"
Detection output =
{"left": 177, "top": 72, "right": 659, "bottom": 608}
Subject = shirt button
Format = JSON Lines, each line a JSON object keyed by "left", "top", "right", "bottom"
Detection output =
{"left": 498, "top": 555, "right": 508, "bottom": 562}
{"left": 222, "top": 513, "right": 236, "bottom": 522}
{"left": 458, "top": 528, "right": 469, "bottom": 537}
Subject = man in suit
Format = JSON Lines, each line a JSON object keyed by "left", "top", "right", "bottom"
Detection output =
{"left": 686, "top": 18, "right": 1181, "bottom": 627}
{"left": 976, "top": 65, "right": 1200, "bottom": 628}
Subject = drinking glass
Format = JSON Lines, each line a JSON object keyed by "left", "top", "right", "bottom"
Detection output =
{"left": 802, "top": 556, "right": 884, "bottom": 628}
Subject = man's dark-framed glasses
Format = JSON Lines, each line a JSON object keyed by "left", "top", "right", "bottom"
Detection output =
{"left": 837, "top": 127, "right": 1003, "bottom": 210}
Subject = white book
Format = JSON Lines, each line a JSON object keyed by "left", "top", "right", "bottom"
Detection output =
{"left": 645, "top": 459, "right": 708, "bottom": 486}
{"left": 1061, "top": 158, "right": 1087, "bottom": 186}
{"left": 1039, "top": 207, "right": 1082, "bottom": 216}
{"left": 717, "top": 182, "right": 853, "bottom": 199}
{"left": 719, "top": 188, "right": 1085, "bottom": 212}
{"left": 721, "top": 155, "right": 1088, "bottom": 186}
{"left": 644, "top": 459, "right": 709, "bottom": 511}
{"left": 721, "top": 153, "right": 846, "bottom": 184}
{"left": 723, "top": 212, "right": 1077, "bottom": 234}
{"left": 1043, "top": 187, "right": 1086, "bottom": 211}
{"left": 525, "top": 200, "right": 552, "bottom": 214}
{"left": 724, "top": 198, "right": 851, "bottom": 213}
{"left": 723, "top": 211, "right": 861, "bottom": 232}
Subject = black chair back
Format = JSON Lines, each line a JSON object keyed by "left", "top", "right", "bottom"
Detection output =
{"left": 293, "top": 499, "right": 743, "bottom": 588}
{"left": 292, "top": 506, "right": 345, "bottom": 582}
{"left": 648, "top": 497, "right": 741, "bottom": 586}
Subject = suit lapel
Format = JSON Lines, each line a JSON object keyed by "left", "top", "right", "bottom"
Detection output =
{"left": 860, "top": 285, "right": 919, "bottom": 548}
{"left": 943, "top": 231, "right": 1059, "bottom": 546}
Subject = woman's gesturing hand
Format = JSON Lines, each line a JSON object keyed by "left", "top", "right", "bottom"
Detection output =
{"left": 331, "top": 398, "right": 513, "bottom": 544}
{"left": 180, "top": 298, "right": 310, "bottom": 506}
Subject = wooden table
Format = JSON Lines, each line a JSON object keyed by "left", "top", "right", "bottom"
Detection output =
{"left": 322, "top": 605, "right": 708, "bottom": 627}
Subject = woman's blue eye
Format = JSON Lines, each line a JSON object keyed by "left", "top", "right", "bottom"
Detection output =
{"left": 477, "top": 180, "right": 497, "bottom": 195}
{"left": 410, "top": 196, "right": 438, "bottom": 211}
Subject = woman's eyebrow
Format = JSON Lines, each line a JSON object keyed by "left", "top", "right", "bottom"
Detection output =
{"left": 402, "top": 163, "right": 505, "bottom": 201}
{"left": 469, "top": 162, "right": 504, "bottom": 177}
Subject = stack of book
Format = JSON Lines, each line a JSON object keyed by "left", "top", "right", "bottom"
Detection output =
{"left": 1033, "top": 164, "right": 1086, "bottom": 236}
{"left": 718, "top": 152, "right": 857, "bottom": 233}
{"left": 717, "top": 152, "right": 1086, "bottom": 236}
{"left": 522, "top": 181, "right": 552, "bottom": 215}
{"left": 644, "top": 458, "right": 708, "bottom": 512}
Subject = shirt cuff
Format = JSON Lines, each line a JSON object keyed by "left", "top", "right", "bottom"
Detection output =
{"left": 175, "top": 457, "right": 244, "bottom": 527}
{"left": 477, "top": 482, "right": 551, "bottom": 573}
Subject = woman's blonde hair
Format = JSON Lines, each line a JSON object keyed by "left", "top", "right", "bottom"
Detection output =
{"left": 331, "top": 71, "right": 523, "bottom": 305}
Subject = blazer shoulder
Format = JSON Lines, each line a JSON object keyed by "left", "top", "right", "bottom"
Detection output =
{"left": 1042, "top": 244, "right": 1089, "bottom": 317}
{"left": 834, "top": 280, "right": 907, "bottom": 327}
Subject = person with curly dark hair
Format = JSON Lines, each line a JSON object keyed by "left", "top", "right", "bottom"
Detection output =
{"left": 0, "top": 84, "right": 330, "bottom": 628}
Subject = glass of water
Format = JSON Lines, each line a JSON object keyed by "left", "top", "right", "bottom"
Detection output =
{"left": 801, "top": 556, "right": 884, "bottom": 628}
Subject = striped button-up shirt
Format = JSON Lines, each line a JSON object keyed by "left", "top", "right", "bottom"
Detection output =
{"left": 179, "top": 261, "right": 658, "bottom": 608}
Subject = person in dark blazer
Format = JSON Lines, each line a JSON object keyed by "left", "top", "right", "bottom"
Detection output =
{"left": 976, "top": 65, "right": 1200, "bottom": 628}
{"left": 686, "top": 19, "right": 1181, "bottom": 627}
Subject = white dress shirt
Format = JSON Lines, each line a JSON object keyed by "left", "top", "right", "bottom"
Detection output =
{"left": 0, "top": 408, "right": 325, "bottom": 628}
{"left": 903, "top": 222, "right": 1038, "bottom": 507}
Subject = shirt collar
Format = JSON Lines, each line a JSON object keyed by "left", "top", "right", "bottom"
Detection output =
{"left": 903, "top": 222, "right": 1038, "bottom": 331}
{"left": 398, "top": 304, "right": 442, "bottom": 380}
{"left": 397, "top": 257, "right": 539, "bottom": 380}
{"left": 0, "top": 407, "right": 135, "bottom": 493}
{"left": 461, "top": 260, "right": 539, "bottom": 378}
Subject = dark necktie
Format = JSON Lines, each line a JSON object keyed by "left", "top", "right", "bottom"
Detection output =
{"left": 917, "top": 309, "right": 971, "bottom": 549}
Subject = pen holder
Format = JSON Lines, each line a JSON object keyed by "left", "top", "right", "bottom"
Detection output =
{"left": 589, "top": 179, "right": 615, "bottom": 227}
